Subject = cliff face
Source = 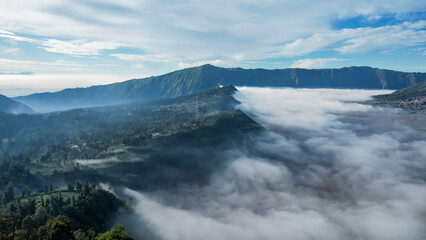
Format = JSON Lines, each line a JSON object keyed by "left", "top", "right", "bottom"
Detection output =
{"left": 14, "top": 65, "right": 426, "bottom": 112}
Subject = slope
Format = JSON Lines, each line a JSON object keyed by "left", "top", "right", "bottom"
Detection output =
{"left": 1, "top": 85, "right": 257, "bottom": 159}
{"left": 375, "top": 80, "right": 426, "bottom": 100}
{"left": 372, "top": 80, "right": 426, "bottom": 111}
{"left": 0, "top": 94, "right": 35, "bottom": 114}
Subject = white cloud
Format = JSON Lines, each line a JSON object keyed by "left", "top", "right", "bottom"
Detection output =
{"left": 0, "top": 31, "right": 125, "bottom": 56}
{"left": 2, "top": 47, "right": 20, "bottom": 54}
{"left": 0, "top": 73, "right": 143, "bottom": 97}
{"left": 111, "top": 54, "right": 235, "bottom": 70}
{"left": 0, "top": 58, "right": 87, "bottom": 72}
{"left": 111, "top": 53, "right": 175, "bottom": 62}
{"left": 0, "top": 30, "right": 14, "bottom": 35}
{"left": 41, "top": 39, "right": 124, "bottom": 55}
{"left": 281, "top": 21, "right": 426, "bottom": 57}
{"left": 0, "top": 27, "right": 126, "bottom": 56}
{"left": 0, "top": 0, "right": 425, "bottom": 63}
{"left": 290, "top": 58, "right": 346, "bottom": 68}
{"left": 234, "top": 87, "right": 392, "bottom": 131}
{"left": 0, "top": 31, "right": 38, "bottom": 44}
{"left": 0, "top": 58, "right": 150, "bottom": 96}
{"left": 177, "top": 59, "right": 232, "bottom": 69}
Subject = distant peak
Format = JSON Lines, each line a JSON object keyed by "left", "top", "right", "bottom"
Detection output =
{"left": 199, "top": 64, "right": 217, "bottom": 68}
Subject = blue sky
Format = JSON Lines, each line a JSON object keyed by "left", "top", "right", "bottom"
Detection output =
{"left": 0, "top": 0, "right": 425, "bottom": 96}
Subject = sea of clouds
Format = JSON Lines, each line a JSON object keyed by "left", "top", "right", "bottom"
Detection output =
{"left": 119, "top": 87, "right": 426, "bottom": 240}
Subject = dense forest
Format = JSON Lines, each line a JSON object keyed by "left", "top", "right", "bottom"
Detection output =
{"left": 0, "top": 181, "right": 125, "bottom": 239}
{"left": 0, "top": 147, "right": 129, "bottom": 239}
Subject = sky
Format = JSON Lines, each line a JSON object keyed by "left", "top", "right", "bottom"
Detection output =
{"left": 0, "top": 0, "right": 425, "bottom": 96}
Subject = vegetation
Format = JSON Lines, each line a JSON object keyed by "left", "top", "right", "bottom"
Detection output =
{"left": 0, "top": 181, "right": 123, "bottom": 239}
{"left": 96, "top": 224, "right": 132, "bottom": 240}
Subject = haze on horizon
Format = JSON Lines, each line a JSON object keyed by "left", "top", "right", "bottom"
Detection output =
{"left": 0, "top": 0, "right": 425, "bottom": 96}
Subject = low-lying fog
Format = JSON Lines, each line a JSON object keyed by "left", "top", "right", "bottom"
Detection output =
{"left": 119, "top": 87, "right": 426, "bottom": 240}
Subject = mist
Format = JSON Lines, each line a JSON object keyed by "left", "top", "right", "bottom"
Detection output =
{"left": 118, "top": 87, "right": 426, "bottom": 240}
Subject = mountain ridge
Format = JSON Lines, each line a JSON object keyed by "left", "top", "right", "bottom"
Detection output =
{"left": 14, "top": 65, "right": 426, "bottom": 112}
{"left": 0, "top": 94, "right": 35, "bottom": 114}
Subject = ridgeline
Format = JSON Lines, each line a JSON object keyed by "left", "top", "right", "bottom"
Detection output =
{"left": 14, "top": 65, "right": 426, "bottom": 112}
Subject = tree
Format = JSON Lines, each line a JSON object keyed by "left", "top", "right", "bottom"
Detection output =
{"left": 76, "top": 181, "right": 82, "bottom": 191}
{"left": 67, "top": 183, "right": 75, "bottom": 191}
{"left": 40, "top": 194, "right": 45, "bottom": 207}
{"left": 83, "top": 181, "right": 90, "bottom": 196}
{"left": 23, "top": 186, "right": 31, "bottom": 196}
{"left": 40, "top": 152, "right": 51, "bottom": 162}
{"left": 3, "top": 181, "right": 14, "bottom": 203}
{"left": 29, "top": 199, "right": 36, "bottom": 215}
{"left": 38, "top": 215, "right": 75, "bottom": 240}
{"left": 96, "top": 224, "right": 132, "bottom": 240}
{"left": 21, "top": 215, "right": 35, "bottom": 232}
{"left": 59, "top": 191, "right": 64, "bottom": 206}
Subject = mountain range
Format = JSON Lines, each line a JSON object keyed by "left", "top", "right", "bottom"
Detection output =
{"left": 14, "top": 64, "right": 426, "bottom": 112}
{"left": 0, "top": 94, "right": 35, "bottom": 114}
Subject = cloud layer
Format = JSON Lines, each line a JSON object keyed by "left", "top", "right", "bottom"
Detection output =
{"left": 120, "top": 88, "right": 426, "bottom": 240}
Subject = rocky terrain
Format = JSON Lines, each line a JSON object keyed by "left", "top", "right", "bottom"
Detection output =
{"left": 370, "top": 95, "right": 426, "bottom": 111}
{"left": 370, "top": 80, "right": 426, "bottom": 111}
